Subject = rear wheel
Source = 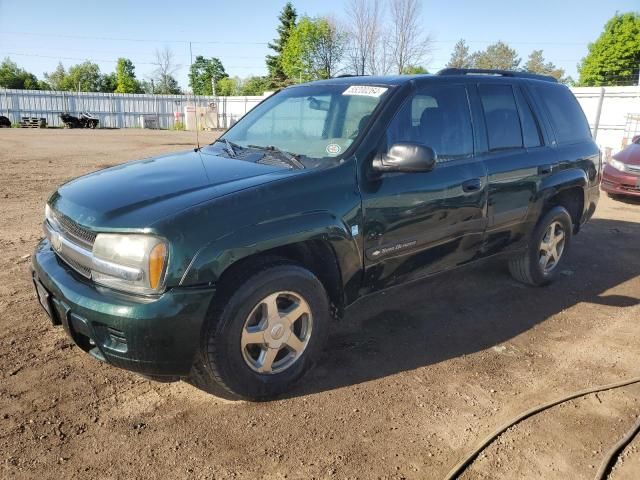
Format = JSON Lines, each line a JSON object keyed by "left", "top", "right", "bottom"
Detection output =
{"left": 508, "top": 206, "right": 572, "bottom": 286}
{"left": 187, "top": 262, "right": 330, "bottom": 400}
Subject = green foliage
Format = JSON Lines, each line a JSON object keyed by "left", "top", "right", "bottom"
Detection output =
{"left": 239, "top": 76, "right": 270, "bottom": 96}
{"left": 98, "top": 72, "right": 117, "bottom": 93}
{"left": 216, "top": 77, "right": 241, "bottom": 96}
{"left": 471, "top": 41, "right": 521, "bottom": 70}
{"left": 44, "top": 63, "right": 67, "bottom": 90}
{"left": 115, "top": 58, "right": 140, "bottom": 93}
{"left": 189, "top": 56, "right": 228, "bottom": 95}
{"left": 45, "top": 61, "right": 102, "bottom": 91}
{"left": 66, "top": 61, "right": 102, "bottom": 91}
{"left": 525, "top": 50, "right": 565, "bottom": 80}
{"left": 0, "top": 58, "right": 44, "bottom": 89}
{"left": 282, "top": 16, "right": 347, "bottom": 82}
{"left": 578, "top": 12, "right": 640, "bottom": 86}
{"left": 266, "top": 2, "right": 298, "bottom": 88}
{"left": 155, "top": 74, "right": 181, "bottom": 95}
{"left": 171, "top": 120, "right": 185, "bottom": 131}
{"left": 446, "top": 40, "right": 473, "bottom": 69}
{"left": 402, "top": 65, "right": 428, "bottom": 74}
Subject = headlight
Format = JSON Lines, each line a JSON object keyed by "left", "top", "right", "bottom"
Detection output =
{"left": 608, "top": 158, "right": 626, "bottom": 172}
{"left": 92, "top": 234, "right": 168, "bottom": 295}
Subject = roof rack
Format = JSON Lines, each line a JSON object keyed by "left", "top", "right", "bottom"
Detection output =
{"left": 436, "top": 68, "right": 558, "bottom": 83}
{"left": 334, "top": 74, "right": 369, "bottom": 78}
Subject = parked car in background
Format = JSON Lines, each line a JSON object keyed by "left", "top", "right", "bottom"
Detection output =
{"left": 602, "top": 136, "right": 640, "bottom": 198}
{"left": 32, "top": 69, "right": 600, "bottom": 400}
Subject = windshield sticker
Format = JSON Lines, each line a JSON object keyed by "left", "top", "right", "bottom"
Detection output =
{"left": 326, "top": 143, "right": 342, "bottom": 156}
{"left": 343, "top": 85, "right": 388, "bottom": 97}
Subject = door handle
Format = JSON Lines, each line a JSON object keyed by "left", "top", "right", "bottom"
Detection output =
{"left": 462, "top": 178, "right": 482, "bottom": 192}
{"left": 538, "top": 164, "right": 553, "bottom": 175}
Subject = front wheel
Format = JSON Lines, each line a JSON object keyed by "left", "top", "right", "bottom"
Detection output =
{"left": 508, "top": 206, "right": 573, "bottom": 286}
{"left": 188, "top": 262, "right": 330, "bottom": 400}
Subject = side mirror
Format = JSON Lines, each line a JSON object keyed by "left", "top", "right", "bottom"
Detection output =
{"left": 632, "top": 135, "right": 640, "bottom": 144}
{"left": 372, "top": 142, "right": 436, "bottom": 173}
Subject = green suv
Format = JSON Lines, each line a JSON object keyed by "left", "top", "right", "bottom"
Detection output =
{"left": 32, "top": 69, "right": 601, "bottom": 400}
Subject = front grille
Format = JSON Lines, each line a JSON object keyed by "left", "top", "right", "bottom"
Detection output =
{"left": 627, "top": 164, "right": 640, "bottom": 175}
{"left": 53, "top": 210, "right": 96, "bottom": 247}
{"left": 61, "top": 255, "right": 92, "bottom": 278}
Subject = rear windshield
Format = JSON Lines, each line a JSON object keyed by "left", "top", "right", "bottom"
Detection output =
{"left": 533, "top": 83, "right": 592, "bottom": 145}
{"left": 222, "top": 84, "right": 391, "bottom": 161}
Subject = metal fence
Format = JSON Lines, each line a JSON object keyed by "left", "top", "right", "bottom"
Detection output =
{"left": 2, "top": 86, "right": 640, "bottom": 153}
{"left": 0, "top": 88, "right": 266, "bottom": 129}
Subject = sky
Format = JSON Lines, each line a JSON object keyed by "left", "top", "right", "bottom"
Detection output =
{"left": 0, "top": 0, "right": 638, "bottom": 89}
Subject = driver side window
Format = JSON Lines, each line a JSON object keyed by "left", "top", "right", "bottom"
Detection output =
{"left": 386, "top": 84, "right": 474, "bottom": 161}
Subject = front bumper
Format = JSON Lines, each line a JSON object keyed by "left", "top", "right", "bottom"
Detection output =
{"left": 601, "top": 164, "right": 640, "bottom": 197}
{"left": 31, "top": 239, "right": 215, "bottom": 377}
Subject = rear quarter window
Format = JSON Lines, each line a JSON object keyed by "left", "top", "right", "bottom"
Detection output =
{"left": 533, "top": 83, "right": 592, "bottom": 145}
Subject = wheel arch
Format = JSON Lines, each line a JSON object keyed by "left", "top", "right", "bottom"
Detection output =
{"left": 539, "top": 169, "right": 588, "bottom": 233}
{"left": 180, "top": 212, "right": 363, "bottom": 319}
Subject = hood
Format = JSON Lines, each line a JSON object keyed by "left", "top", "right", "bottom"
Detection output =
{"left": 50, "top": 149, "right": 295, "bottom": 229}
{"left": 613, "top": 142, "right": 640, "bottom": 166}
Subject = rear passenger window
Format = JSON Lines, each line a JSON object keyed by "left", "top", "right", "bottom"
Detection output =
{"left": 534, "top": 83, "right": 591, "bottom": 144}
{"left": 479, "top": 84, "right": 523, "bottom": 151}
{"left": 386, "top": 84, "right": 473, "bottom": 160}
{"left": 515, "top": 88, "right": 542, "bottom": 148}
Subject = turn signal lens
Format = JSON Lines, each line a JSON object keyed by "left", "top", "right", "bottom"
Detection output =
{"left": 149, "top": 243, "right": 167, "bottom": 290}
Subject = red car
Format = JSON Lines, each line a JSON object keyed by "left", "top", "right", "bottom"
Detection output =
{"left": 602, "top": 135, "right": 640, "bottom": 198}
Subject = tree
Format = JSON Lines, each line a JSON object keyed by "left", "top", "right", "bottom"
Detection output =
{"left": 0, "top": 58, "right": 43, "bottom": 89}
{"left": 115, "top": 58, "right": 140, "bottom": 93}
{"left": 402, "top": 65, "right": 428, "bottom": 74}
{"left": 216, "top": 77, "right": 240, "bottom": 96}
{"left": 578, "top": 12, "right": 640, "bottom": 86}
{"left": 446, "top": 39, "right": 473, "bottom": 69}
{"left": 240, "top": 76, "right": 270, "bottom": 96}
{"left": 266, "top": 2, "right": 297, "bottom": 87}
{"left": 388, "top": 0, "right": 433, "bottom": 74}
{"left": 45, "top": 61, "right": 102, "bottom": 91}
{"left": 188, "top": 56, "right": 228, "bottom": 95}
{"left": 152, "top": 47, "right": 181, "bottom": 94}
{"left": 44, "top": 63, "right": 67, "bottom": 90}
{"left": 66, "top": 61, "right": 102, "bottom": 91}
{"left": 345, "top": 0, "right": 382, "bottom": 75}
{"left": 312, "top": 17, "right": 348, "bottom": 78}
{"left": 471, "top": 41, "right": 520, "bottom": 70}
{"left": 282, "top": 16, "right": 348, "bottom": 81}
{"left": 98, "top": 72, "right": 117, "bottom": 93}
{"left": 525, "top": 50, "right": 565, "bottom": 80}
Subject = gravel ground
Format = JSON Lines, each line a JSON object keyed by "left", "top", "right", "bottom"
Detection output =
{"left": 1, "top": 129, "right": 639, "bottom": 480}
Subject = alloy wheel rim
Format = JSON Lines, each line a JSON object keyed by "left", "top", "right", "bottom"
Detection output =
{"left": 538, "top": 220, "right": 566, "bottom": 273}
{"left": 240, "top": 291, "right": 313, "bottom": 374}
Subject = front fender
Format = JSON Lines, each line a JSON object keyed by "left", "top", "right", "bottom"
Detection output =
{"left": 179, "top": 211, "right": 362, "bottom": 297}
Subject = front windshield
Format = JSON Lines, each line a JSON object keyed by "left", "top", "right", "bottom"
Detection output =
{"left": 221, "top": 84, "right": 391, "bottom": 161}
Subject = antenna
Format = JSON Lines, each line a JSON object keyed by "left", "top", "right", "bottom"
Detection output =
{"left": 189, "top": 41, "right": 200, "bottom": 150}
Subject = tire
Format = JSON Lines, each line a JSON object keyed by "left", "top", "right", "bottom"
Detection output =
{"left": 508, "top": 206, "right": 573, "bottom": 286}
{"left": 188, "top": 261, "right": 330, "bottom": 401}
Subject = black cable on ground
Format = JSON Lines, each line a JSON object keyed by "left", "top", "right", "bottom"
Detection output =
{"left": 444, "top": 377, "right": 640, "bottom": 480}
{"left": 594, "top": 415, "right": 640, "bottom": 480}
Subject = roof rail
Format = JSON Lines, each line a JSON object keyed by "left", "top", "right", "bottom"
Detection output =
{"left": 334, "top": 74, "right": 369, "bottom": 78}
{"left": 436, "top": 68, "right": 558, "bottom": 83}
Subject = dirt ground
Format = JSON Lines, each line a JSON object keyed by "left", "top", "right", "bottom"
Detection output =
{"left": 1, "top": 129, "right": 639, "bottom": 480}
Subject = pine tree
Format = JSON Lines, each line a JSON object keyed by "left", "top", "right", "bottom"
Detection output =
{"left": 266, "top": 2, "right": 297, "bottom": 88}
{"left": 446, "top": 39, "right": 472, "bottom": 69}
{"left": 525, "top": 50, "right": 565, "bottom": 81}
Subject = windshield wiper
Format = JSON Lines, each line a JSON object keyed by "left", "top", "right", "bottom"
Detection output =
{"left": 247, "top": 144, "right": 305, "bottom": 169}
{"left": 222, "top": 138, "right": 238, "bottom": 158}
